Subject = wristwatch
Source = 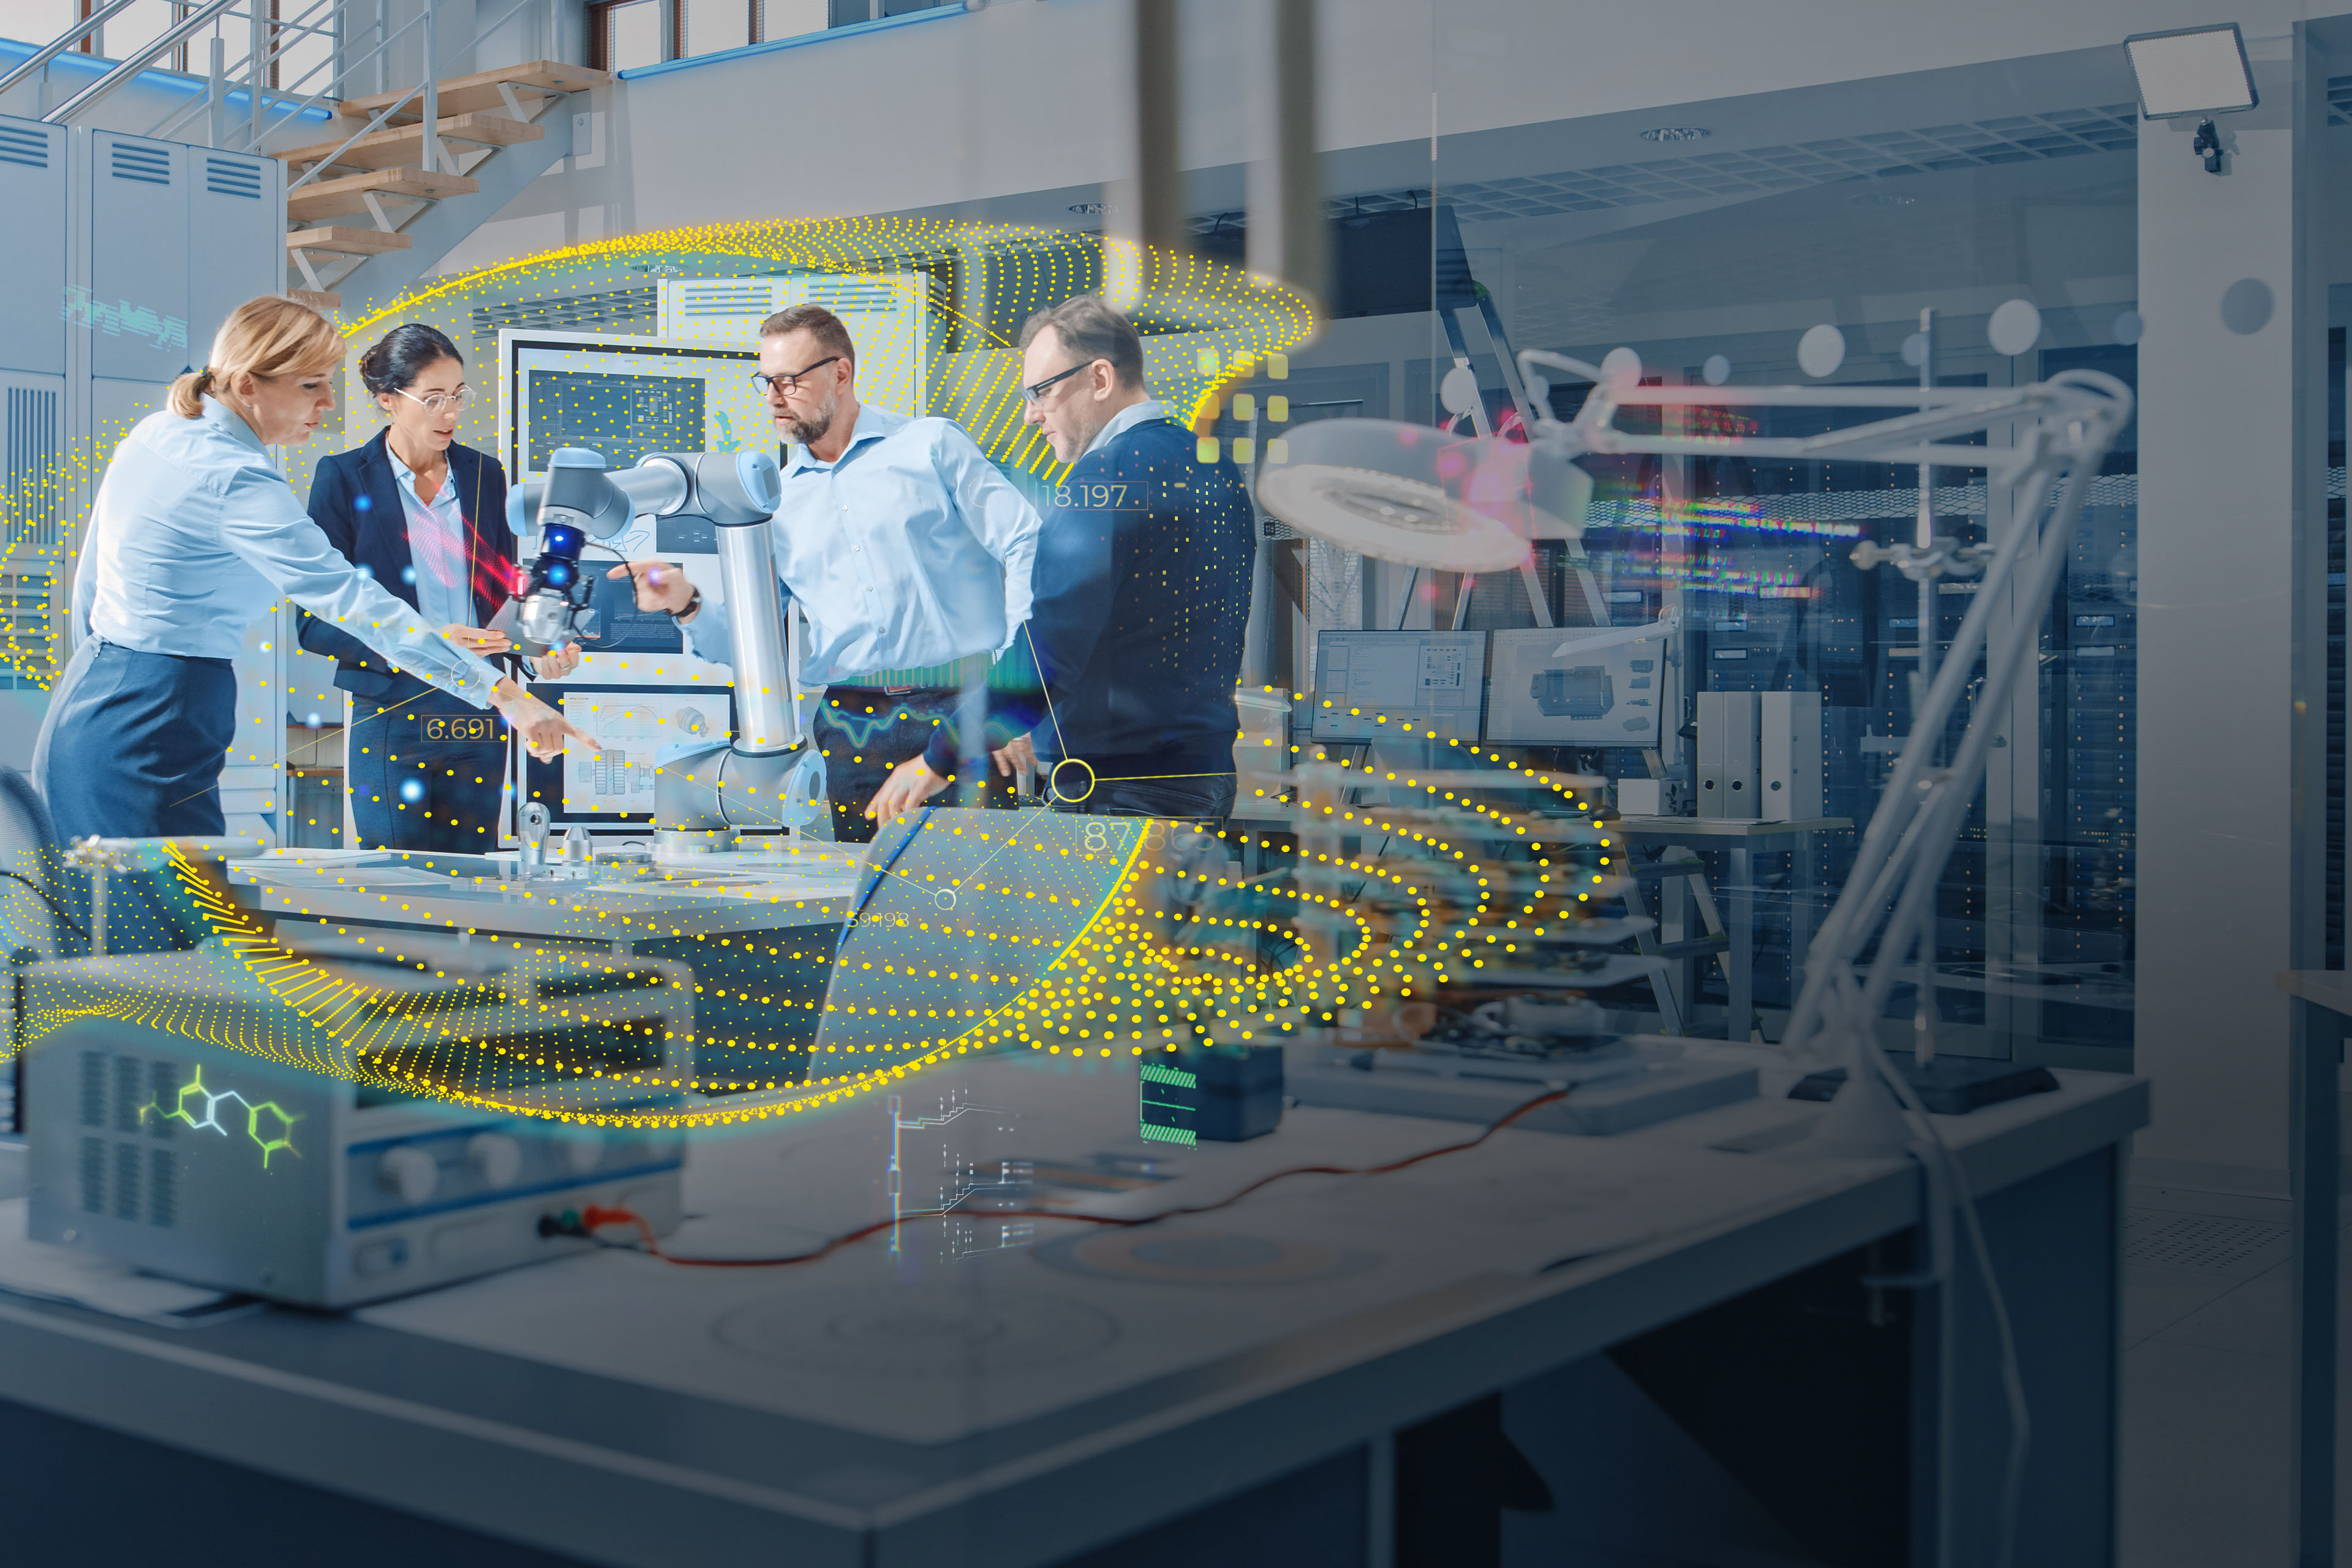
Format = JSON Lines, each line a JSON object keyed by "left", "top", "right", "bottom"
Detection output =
{"left": 672, "top": 586, "right": 703, "bottom": 621}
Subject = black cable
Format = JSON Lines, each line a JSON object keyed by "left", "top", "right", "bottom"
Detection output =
{"left": 0, "top": 868, "right": 91, "bottom": 946}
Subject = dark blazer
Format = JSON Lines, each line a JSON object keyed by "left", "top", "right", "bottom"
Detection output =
{"left": 300, "top": 429, "right": 514, "bottom": 699}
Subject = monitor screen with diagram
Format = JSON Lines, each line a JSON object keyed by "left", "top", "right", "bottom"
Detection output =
{"left": 1482, "top": 625, "right": 1665, "bottom": 746}
{"left": 514, "top": 682, "right": 738, "bottom": 831}
{"left": 1309, "top": 631, "right": 1488, "bottom": 741}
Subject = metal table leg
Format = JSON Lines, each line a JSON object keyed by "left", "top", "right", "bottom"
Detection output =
{"left": 1789, "top": 832, "right": 1817, "bottom": 1035}
{"left": 1726, "top": 846, "right": 1752, "bottom": 1041}
{"left": 2290, "top": 995, "right": 2340, "bottom": 1568}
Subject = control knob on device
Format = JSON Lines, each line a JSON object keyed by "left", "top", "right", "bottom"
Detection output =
{"left": 559, "top": 1129, "right": 605, "bottom": 1175}
{"left": 467, "top": 1133, "right": 523, "bottom": 1189}
{"left": 377, "top": 1145, "right": 439, "bottom": 1205}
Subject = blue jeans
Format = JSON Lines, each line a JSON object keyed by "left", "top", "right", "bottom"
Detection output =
{"left": 345, "top": 673, "right": 505, "bottom": 851}
{"left": 34, "top": 638, "right": 235, "bottom": 843}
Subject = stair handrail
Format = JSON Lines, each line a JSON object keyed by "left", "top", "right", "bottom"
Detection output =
{"left": 0, "top": 0, "right": 154, "bottom": 101}
{"left": 140, "top": 0, "right": 391, "bottom": 144}
{"left": 206, "top": 0, "right": 551, "bottom": 155}
{"left": 37, "top": 0, "right": 250, "bottom": 125}
{"left": 230, "top": 4, "right": 432, "bottom": 154}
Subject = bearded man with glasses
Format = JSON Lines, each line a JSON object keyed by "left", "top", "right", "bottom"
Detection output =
{"left": 607, "top": 303, "right": 1042, "bottom": 842}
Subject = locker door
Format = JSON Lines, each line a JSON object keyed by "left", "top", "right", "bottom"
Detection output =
{"left": 87, "top": 132, "right": 192, "bottom": 385}
{"left": 0, "top": 117, "right": 67, "bottom": 377}
{"left": 188, "top": 147, "right": 283, "bottom": 350}
{"left": 1, "top": 371, "right": 65, "bottom": 699}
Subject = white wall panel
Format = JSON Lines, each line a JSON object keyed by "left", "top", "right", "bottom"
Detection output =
{"left": 0, "top": 117, "right": 67, "bottom": 379}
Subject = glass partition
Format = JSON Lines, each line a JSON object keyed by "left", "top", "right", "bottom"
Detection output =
{"left": 1401, "top": 37, "right": 2143, "bottom": 1067}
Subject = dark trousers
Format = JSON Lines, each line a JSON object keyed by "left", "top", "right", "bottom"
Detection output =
{"left": 1046, "top": 764, "right": 1236, "bottom": 824}
{"left": 34, "top": 638, "right": 235, "bottom": 843}
{"left": 345, "top": 673, "right": 506, "bottom": 852}
{"left": 811, "top": 685, "right": 1017, "bottom": 845}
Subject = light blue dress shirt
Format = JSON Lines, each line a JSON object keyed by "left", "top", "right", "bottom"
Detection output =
{"left": 70, "top": 395, "right": 500, "bottom": 704}
{"left": 385, "top": 444, "right": 475, "bottom": 634}
{"left": 685, "top": 406, "right": 1041, "bottom": 687}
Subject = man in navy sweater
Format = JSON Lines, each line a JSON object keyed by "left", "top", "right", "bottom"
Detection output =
{"left": 865, "top": 295, "right": 1254, "bottom": 823}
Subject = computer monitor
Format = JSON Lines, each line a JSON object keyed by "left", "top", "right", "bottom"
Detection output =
{"left": 497, "top": 331, "right": 766, "bottom": 666}
{"left": 1309, "top": 630, "right": 1488, "bottom": 741}
{"left": 1483, "top": 625, "right": 1665, "bottom": 747}
{"left": 510, "top": 681, "right": 737, "bottom": 838}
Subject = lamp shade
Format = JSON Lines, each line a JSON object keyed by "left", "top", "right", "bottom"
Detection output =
{"left": 2125, "top": 24, "right": 2257, "bottom": 118}
{"left": 1255, "top": 418, "right": 1586, "bottom": 571}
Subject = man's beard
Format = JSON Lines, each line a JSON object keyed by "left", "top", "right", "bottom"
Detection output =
{"left": 782, "top": 388, "right": 838, "bottom": 447}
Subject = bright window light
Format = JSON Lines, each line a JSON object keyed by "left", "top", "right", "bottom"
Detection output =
{"left": 2125, "top": 24, "right": 2258, "bottom": 118}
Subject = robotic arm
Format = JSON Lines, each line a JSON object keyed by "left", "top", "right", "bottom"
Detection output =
{"left": 499, "top": 447, "right": 778, "bottom": 659}
{"left": 499, "top": 447, "right": 817, "bottom": 856}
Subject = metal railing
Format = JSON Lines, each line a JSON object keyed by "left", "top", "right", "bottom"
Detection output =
{"left": 40, "top": 0, "right": 246, "bottom": 126}
{"left": 0, "top": 0, "right": 154, "bottom": 100}
{"left": 12, "top": 0, "right": 559, "bottom": 156}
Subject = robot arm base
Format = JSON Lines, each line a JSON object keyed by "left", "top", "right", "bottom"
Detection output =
{"left": 655, "top": 742, "right": 823, "bottom": 837}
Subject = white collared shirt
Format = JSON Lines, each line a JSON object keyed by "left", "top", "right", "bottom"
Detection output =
{"left": 385, "top": 443, "right": 475, "bottom": 632}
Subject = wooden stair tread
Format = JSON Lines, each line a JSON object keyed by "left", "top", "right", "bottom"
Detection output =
{"left": 285, "top": 167, "right": 478, "bottom": 222}
{"left": 288, "top": 289, "right": 342, "bottom": 312}
{"left": 286, "top": 225, "right": 414, "bottom": 255}
{"left": 335, "top": 60, "right": 605, "bottom": 121}
{"left": 271, "top": 111, "right": 545, "bottom": 170}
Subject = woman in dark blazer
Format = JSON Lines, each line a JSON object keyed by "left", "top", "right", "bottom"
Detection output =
{"left": 301, "top": 323, "right": 581, "bottom": 851}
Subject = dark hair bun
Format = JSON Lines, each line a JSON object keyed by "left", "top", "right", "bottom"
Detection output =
{"left": 359, "top": 322, "right": 463, "bottom": 396}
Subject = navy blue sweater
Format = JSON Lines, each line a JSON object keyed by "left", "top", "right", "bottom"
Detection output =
{"left": 924, "top": 416, "right": 1254, "bottom": 779}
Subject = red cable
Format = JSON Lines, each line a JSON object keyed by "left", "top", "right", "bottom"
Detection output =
{"left": 578, "top": 1085, "right": 1572, "bottom": 1268}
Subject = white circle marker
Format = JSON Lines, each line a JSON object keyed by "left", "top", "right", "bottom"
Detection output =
{"left": 1988, "top": 299, "right": 2043, "bottom": 357}
{"left": 1797, "top": 324, "right": 1846, "bottom": 379}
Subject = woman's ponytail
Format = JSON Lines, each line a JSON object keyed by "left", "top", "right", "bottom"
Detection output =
{"left": 167, "top": 366, "right": 216, "bottom": 418}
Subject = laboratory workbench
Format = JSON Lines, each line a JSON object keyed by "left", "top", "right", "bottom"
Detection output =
{"left": 224, "top": 846, "right": 862, "bottom": 947}
{"left": 0, "top": 1046, "right": 2144, "bottom": 1568}
{"left": 225, "top": 846, "right": 864, "bottom": 1087}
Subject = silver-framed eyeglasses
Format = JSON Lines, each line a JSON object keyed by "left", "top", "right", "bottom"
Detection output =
{"left": 396, "top": 385, "right": 477, "bottom": 416}
{"left": 751, "top": 356, "right": 843, "bottom": 395}
{"left": 1022, "top": 361, "right": 1098, "bottom": 404}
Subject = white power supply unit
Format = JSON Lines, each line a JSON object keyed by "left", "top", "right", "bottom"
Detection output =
{"left": 24, "top": 936, "right": 693, "bottom": 1308}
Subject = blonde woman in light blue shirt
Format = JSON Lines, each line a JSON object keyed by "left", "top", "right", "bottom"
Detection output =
{"left": 32, "top": 295, "right": 587, "bottom": 845}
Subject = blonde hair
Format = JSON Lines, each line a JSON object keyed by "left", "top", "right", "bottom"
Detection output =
{"left": 168, "top": 295, "right": 344, "bottom": 418}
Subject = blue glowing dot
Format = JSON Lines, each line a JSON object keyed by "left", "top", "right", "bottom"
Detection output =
{"left": 304, "top": 711, "right": 322, "bottom": 726}
{"left": 398, "top": 779, "right": 425, "bottom": 804}
{"left": 401, "top": 565, "right": 417, "bottom": 584}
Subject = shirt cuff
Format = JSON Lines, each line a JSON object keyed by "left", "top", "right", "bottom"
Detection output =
{"left": 685, "top": 598, "right": 732, "bottom": 666}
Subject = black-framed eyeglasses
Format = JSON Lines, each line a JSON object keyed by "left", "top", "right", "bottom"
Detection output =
{"left": 750, "top": 356, "right": 842, "bottom": 395}
{"left": 1022, "top": 361, "right": 1098, "bottom": 404}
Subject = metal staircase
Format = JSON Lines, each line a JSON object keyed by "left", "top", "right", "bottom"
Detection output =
{"left": 0, "top": 0, "right": 605, "bottom": 313}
